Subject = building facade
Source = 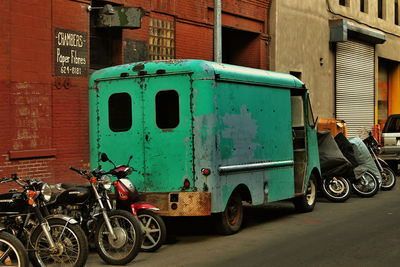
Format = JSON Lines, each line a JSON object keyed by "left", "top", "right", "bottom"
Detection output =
{"left": 270, "top": 0, "right": 400, "bottom": 137}
{"left": 0, "top": 0, "right": 271, "bottom": 187}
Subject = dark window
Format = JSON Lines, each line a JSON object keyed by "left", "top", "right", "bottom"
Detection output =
{"left": 90, "top": 1, "right": 122, "bottom": 72}
{"left": 386, "top": 117, "right": 400, "bottom": 132}
{"left": 156, "top": 90, "right": 179, "bottom": 129}
{"left": 290, "top": 71, "right": 302, "bottom": 80}
{"left": 339, "top": 0, "right": 346, "bottom": 6}
{"left": 395, "top": 0, "right": 399, "bottom": 25}
{"left": 360, "top": 0, "right": 366, "bottom": 12}
{"left": 307, "top": 95, "right": 316, "bottom": 128}
{"left": 108, "top": 93, "right": 132, "bottom": 132}
{"left": 378, "top": 0, "right": 383, "bottom": 19}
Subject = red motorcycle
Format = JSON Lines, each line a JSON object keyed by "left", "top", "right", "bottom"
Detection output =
{"left": 100, "top": 153, "right": 167, "bottom": 252}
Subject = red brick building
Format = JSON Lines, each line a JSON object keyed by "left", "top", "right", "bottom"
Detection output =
{"left": 0, "top": 0, "right": 271, "bottom": 189}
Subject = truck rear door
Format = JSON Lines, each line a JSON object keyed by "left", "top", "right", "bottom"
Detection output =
{"left": 94, "top": 74, "right": 194, "bottom": 192}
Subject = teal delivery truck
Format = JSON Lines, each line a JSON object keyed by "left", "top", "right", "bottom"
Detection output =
{"left": 89, "top": 60, "right": 321, "bottom": 234}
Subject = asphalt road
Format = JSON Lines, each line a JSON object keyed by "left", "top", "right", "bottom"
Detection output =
{"left": 86, "top": 185, "right": 400, "bottom": 267}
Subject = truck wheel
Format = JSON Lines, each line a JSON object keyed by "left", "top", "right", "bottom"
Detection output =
{"left": 215, "top": 191, "right": 243, "bottom": 235}
{"left": 293, "top": 174, "right": 317, "bottom": 212}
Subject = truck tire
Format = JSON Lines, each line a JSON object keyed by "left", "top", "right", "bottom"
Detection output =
{"left": 215, "top": 191, "right": 243, "bottom": 235}
{"left": 293, "top": 174, "right": 317, "bottom": 212}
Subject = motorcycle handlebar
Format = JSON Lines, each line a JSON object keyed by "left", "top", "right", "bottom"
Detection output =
{"left": 0, "top": 176, "right": 15, "bottom": 184}
{"left": 69, "top": 167, "right": 88, "bottom": 177}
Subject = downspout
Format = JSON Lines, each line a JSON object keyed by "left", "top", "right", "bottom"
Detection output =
{"left": 214, "top": 0, "right": 222, "bottom": 63}
{"left": 266, "top": 0, "right": 272, "bottom": 70}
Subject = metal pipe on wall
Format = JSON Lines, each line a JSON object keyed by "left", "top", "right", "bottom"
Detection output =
{"left": 214, "top": 0, "right": 222, "bottom": 63}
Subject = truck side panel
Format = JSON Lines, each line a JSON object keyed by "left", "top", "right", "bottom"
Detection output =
{"left": 211, "top": 81, "right": 295, "bottom": 212}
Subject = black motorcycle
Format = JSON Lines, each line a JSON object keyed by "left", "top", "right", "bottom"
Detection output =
{"left": 47, "top": 167, "right": 143, "bottom": 265}
{"left": 0, "top": 174, "right": 88, "bottom": 267}
{"left": 363, "top": 133, "right": 396, "bottom": 190}
{"left": 318, "top": 131, "right": 352, "bottom": 202}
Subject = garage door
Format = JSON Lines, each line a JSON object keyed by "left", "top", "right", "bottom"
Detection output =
{"left": 336, "top": 41, "right": 375, "bottom": 138}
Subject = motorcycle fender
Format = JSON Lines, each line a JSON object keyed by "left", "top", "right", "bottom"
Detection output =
{"left": 130, "top": 203, "right": 160, "bottom": 216}
{"left": 45, "top": 214, "right": 79, "bottom": 224}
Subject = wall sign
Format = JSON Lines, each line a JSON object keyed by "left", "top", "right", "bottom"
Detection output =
{"left": 55, "top": 28, "right": 88, "bottom": 76}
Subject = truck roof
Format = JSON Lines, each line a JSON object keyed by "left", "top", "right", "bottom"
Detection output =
{"left": 89, "top": 59, "right": 305, "bottom": 90}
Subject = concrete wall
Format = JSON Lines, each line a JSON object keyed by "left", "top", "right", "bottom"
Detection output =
{"left": 269, "top": 0, "right": 334, "bottom": 119}
{"left": 270, "top": 0, "right": 400, "bottom": 120}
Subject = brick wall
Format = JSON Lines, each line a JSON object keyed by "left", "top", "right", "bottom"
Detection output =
{"left": 0, "top": 0, "right": 271, "bottom": 192}
{"left": 0, "top": 0, "right": 90, "bottom": 192}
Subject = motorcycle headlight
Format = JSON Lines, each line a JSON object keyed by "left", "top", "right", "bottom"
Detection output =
{"left": 101, "top": 175, "right": 112, "bottom": 190}
{"left": 41, "top": 183, "right": 52, "bottom": 202}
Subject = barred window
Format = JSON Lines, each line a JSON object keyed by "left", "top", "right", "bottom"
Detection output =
{"left": 149, "top": 18, "right": 175, "bottom": 60}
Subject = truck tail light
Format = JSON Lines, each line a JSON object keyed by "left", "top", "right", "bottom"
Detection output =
{"left": 183, "top": 179, "right": 190, "bottom": 189}
{"left": 201, "top": 168, "right": 211, "bottom": 176}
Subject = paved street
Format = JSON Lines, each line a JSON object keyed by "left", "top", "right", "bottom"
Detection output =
{"left": 86, "top": 185, "right": 400, "bottom": 267}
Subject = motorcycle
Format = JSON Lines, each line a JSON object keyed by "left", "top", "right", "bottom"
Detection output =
{"left": 47, "top": 167, "right": 143, "bottom": 265}
{"left": 363, "top": 133, "right": 396, "bottom": 190}
{"left": 317, "top": 131, "right": 352, "bottom": 202}
{"left": 0, "top": 230, "right": 28, "bottom": 267}
{"left": 335, "top": 133, "right": 380, "bottom": 198}
{"left": 0, "top": 174, "right": 88, "bottom": 267}
{"left": 100, "top": 153, "right": 167, "bottom": 252}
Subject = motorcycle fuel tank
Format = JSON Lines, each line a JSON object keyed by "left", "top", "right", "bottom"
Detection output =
{"left": 54, "top": 186, "right": 91, "bottom": 205}
{"left": 0, "top": 192, "right": 26, "bottom": 213}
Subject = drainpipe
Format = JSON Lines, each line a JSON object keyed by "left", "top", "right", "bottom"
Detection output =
{"left": 214, "top": 0, "right": 222, "bottom": 63}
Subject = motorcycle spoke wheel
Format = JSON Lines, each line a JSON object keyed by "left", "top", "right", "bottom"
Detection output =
{"left": 30, "top": 222, "right": 83, "bottom": 267}
{"left": 95, "top": 210, "right": 142, "bottom": 265}
{"left": 0, "top": 232, "right": 28, "bottom": 267}
{"left": 381, "top": 167, "right": 396, "bottom": 190}
{"left": 352, "top": 172, "right": 379, "bottom": 197}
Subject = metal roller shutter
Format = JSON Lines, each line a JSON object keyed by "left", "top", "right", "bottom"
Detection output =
{"left": 336, "top": 41, "right": 375, "bottom": 138}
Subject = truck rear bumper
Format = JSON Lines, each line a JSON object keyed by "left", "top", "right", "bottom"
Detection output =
{"left": 139, "top": 192, "right": 211, "bottom": 216}
{"left": 380, "top": 147, "right": 400, "bottom": 161}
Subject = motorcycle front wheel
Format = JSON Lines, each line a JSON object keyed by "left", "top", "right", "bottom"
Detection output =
{"left": 321, "top": 176, "right": 351, "bottom": 202}
{"left": 380, "top": 167, "right": 396, "bottom": 190}
{"left": 352, "top": 171, "right": 379, "bottom": 197}
{"left": 0, "top": 231, "right": 28, "bottom": 267}
{"left": 138, "top": 210, "right": 167, "bottom": 252}
{"left": 95, "top": 209, "right": 142, "bottom": 265}
{"left": 29, "top": 218, "right": 88, "bottom": 267}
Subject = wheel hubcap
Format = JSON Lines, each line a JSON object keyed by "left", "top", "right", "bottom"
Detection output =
{"left": 108, "top": 227, "right": 128, "bottom": 249}
{"left": 227, "top": 199, "right": 240, "bottom": 225}
{"left": 328, "top": 178, "right": 346, "bottom": 194}
{"left": 306, "top": 180, "right": 316, "bottom": 205}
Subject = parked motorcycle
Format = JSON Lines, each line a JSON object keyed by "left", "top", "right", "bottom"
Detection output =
{"left": 363, "top": 133, "right": 396, "bottom": 190}
{"left": 335, "top": 133, "right": 380, "bottom": 197}
{"left": 0, "top": 174, "right": 88, "bottom": 267}
{"left": 100, "top": 153, "right": 167, "bottom": 252}
{"left": 47, "top": 167, "right": 143, "bottom": 265}
{"left": 317, "top": 131, "right": 352, "bottom": 202}
{"left": 0, "top": 230, "right": 28, "bottom": 267}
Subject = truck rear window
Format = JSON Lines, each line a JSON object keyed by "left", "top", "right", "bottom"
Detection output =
{"left": 156, "top": 90, "right": 179, "bottom": 129}
{"left": 108, "top": 93, "right": 132, "bottom": 132}
{"left": 385, "top": 117, "right": 400, "bottom": 132}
